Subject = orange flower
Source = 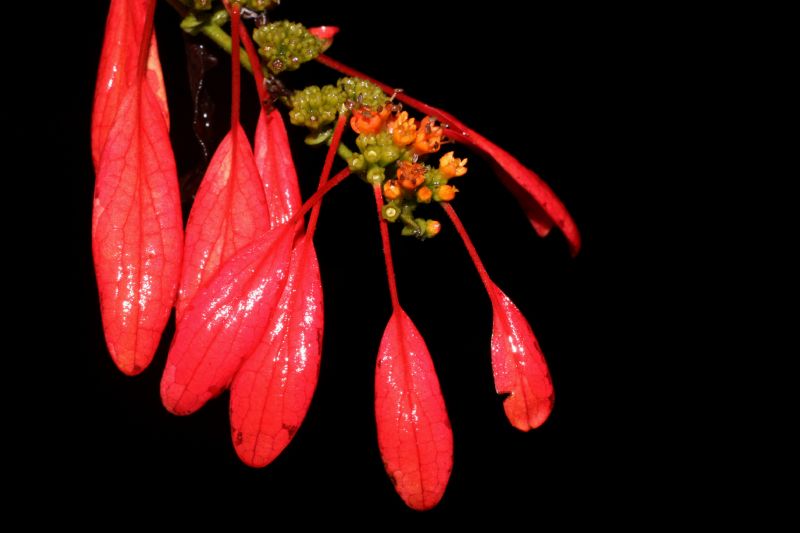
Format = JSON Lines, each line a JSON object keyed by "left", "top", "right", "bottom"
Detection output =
{"left": 383, "top": 179, "right": 402, "bottom": 200}
{"left": 388, "top": 111, "right": 417, "bottom": 146}
{"left": 413, "top": 117, "right": 443, "bottom": 154}
{"left": 397, "top": 161, "right": 426, "bottom": 190}
{"left": 350, "top": 105, "right": 390, "bottom": 134}
{"left": 435, "top": 184, "right": 457, "bottom": 201}
{"left": 416, "top": 186, "right": 432, "bottom": 203}
{"left": 439, "top": 151, "right": 468, "bottom": 178}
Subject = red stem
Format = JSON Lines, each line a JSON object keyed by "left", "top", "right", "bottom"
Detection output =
{"left": 137, "top": 0, "right": 158, "bottom": 77}
{"left": 441, "top": 203, "right": 496, "bottom": 297}
{"left": 238, "top": 18, "right": 270, "bottom": 104}
{"left": 223, "top": 0, "right": 270, "bottom": 107}
{"left": 373, "top": 185, "right": 401, "bottom": 311}
{"left": 230, "top": 3, "right": 242, "bottom": 135}
{"left": 305, "top": 115, "right": 348, "bottom": 239}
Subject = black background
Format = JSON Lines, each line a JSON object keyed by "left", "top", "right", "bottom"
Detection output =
{"left": 46, "top": 0, "right": 656, "bottom": 523}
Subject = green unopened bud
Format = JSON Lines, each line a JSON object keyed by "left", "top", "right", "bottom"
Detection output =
{"left": 337, "top": 78, "right": 389, "bottom": 110}
{"left": 401, "top": 218, "right": 427, "bottom": 238}
{"left": 425, "top": 168, "right": 445, "bottom": 188}
{"left": 348, "top": 154, "right": 366, "bottom": 172}
{"left": 363, "top": 147, "right": 381, "bottom": 164}
{"left": 379, "top": 145, "right": 401, "bottom": 166}
{"left": 180, "top": 14, "right": 204, "bottom": 34}
{"left": 253, "top": 21, "right": 325, "bottom": 74}
{"left": 289, "top": 85, "right": 345, "bottom": 130}
{"left": 355, "top": 134, "right": 373, "bottom": 152}
{"left": 193, "top": 0, "right": 213, "bottom": 10}
{"left": 246, "top": 0, "right": 276, "bottom": 10}
{"left": 382, "top": 204, "right": 401, "bottom": 222}
{"left": 367, "top": 166, "right": 385, "bottom": 184}
{"left": 211, "top": 9, "right": 230, "bottom": 26}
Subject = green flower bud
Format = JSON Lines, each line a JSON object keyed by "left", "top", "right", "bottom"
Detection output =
{"left": 337, "top": 77, "right": 389, "bottom": 110}
{"left": 379, "top": 145, "right": 401, "bottom": 166}
{"left": 363, "top": 147, "right": 381, "bottom": 164}
{"left": 425, "top": 168, "right": 445, "bottom": 188}
{"left": 355, "top": 134, "right": 373, "bottom": 152}
{"left": 180, "top": 14, "right": 204, "bottom": 34}
{"left": 366, "top": 166, "right": 385, "bottom": 184}
{"left": 289, "top": 85, "right": 346, "bottom": 130}
{"left": 193, "top": 0, "right": 213, "bottom": 10}
{"left": 401, "top": 226, "right": 417, "bottom": 237}
{"left": 246, "top": 0, "right": 276, "bottom": 10}
{"left": 348, "top": 154, "right": 366, "bottom": 172}
{"left": 211, "top": 9, "right": 230, "bottom": 27}
{"left": 253, "top": 21, "right": 325, "bottom": 74}
{"left": 382, "top": 203, "right": 401, "bottom": 223}
{"left": 401, "top": 218, "right": 427, "bottom": 238}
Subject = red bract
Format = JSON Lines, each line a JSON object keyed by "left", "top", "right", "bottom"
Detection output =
{"left": 176, "top": 6, "right": 270, "bottom": 321}
{"left": 229, "top": 235, "right": 323, "bottom": 467}
{"left": 254, "top": 110, "right": 302, "bottom": 228}
{"left": 308, "top": 26, "right": 339, "bottom": 51}
{"left": 315, "top": 54, "right": 581, "bottom": 255}
{"left": 160, "top": 163, "right": 352, "bottom": 415}
{"left": 161, "top": 222, "right": 296, "bottom": 415}
{"left": 92, "top": 0, "right": 167, "bottom": 169}
{"left": 229, "top": 116, "right": 347, "bottom": 466}
{"left": 455, "top": 133, "right": 581, "bottom": 257}
{"left": 175, "top": 125, "right": 270, "bottom": 320}
{"left": 372, "top": 185, "right": 453, "bottom": 510}
{"left": 442, "top": 203, "right": 554, "bottom": 430}
{"left": 375, "top": 308, "right": 453, "bottom": 511}
{"left": 488, "top": 282, "right": 554, "bottom": 430}
{"left": 92, "top": 0, "right": 182, "bottom": 375}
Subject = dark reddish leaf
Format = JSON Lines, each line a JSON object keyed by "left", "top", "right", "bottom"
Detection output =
{"left": 92, "top": 79, "right": 183, "bottom": 375}
{"left": 229, "top": 236, "right": 323, "bottom": 467}
{"left": 375, "top": 308, "right": 453, "bottom": 511}
{"left": 161, "top": 222, "right": 295, "bottom": 415}
{"left": 488, "top": 282, "right": 554, "bottom": 431}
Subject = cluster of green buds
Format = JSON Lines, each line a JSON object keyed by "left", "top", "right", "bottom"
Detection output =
{"left": 185, "top": 0, "right": 278, "bottom": 11}
{"left": 253, "top": 20, "right": 326, "bottom": 73}
{"left": 289, "top": 76, "right": 468, "bottom": 239}
{"left": 288, "top": 77, "right": 389, "bottom": 131}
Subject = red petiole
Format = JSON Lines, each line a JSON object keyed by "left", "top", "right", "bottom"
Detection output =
{"left": 373, "top": 185, "right": 401, "bottom": 311}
